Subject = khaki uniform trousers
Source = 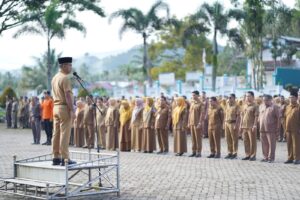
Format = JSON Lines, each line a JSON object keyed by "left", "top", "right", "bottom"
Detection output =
{"left": 97, "top": 125, "right": 106, "bottom": 148}
{"left": 225, "top": 122, "right": 238, "bottom": 155}
{"left": 190, "top": 125, "right": 202, "bottom": 154}
{"left": 286, "top": 131, "right": 300, "bottom": 161}
{"left": 85, "top": 124, "right": 95, "bottom": 148}
{"left": 260, "top": 132, "right": 276, "bottom": 161}
{"left": 156, "top": 128, "right": 169, "bottom": 152}
{"left": 242, "top": 128, "right": 257, "bottom": 158}
{"left": 208, "top": 129, "right": 221, "bottom": 156}
{"left": 52, "top": 105, "right": 72, "bottom": 159}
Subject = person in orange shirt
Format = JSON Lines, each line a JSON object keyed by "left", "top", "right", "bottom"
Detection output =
{"left": 41, "top": 90, "right": 54, "bottom": 145}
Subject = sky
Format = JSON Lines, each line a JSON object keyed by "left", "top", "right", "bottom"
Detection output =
{"left": 0, "top": 0, "right": 296, "bottom": 71}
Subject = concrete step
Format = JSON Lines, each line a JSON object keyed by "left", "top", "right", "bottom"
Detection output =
{"left": 16, "top": 161, "right": 67, "bottom": 184}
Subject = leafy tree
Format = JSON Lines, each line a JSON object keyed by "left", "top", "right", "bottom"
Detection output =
{"left": 187, "top": 1, "right": 244, "bottom": 91}
{"left": 148, "top": 17, "right": 213, "bottom": 81}
{"left": 77, "top": 88, "right": 89, "bottom": 98}
{"left": 14, "top": 0, "right": 105, "bottom": 90}
{"left": 0, "top": 0, "right": 25, "bottom": 35}
{"left": 0, "top": 71, "right": 19, "bottom": 91}
{"left": 109, "top": 0, "right": 170, "bottom": 84}
{"left": 19, "top": 49, "right": 61, "bottom": 94}
{"left": 0, "top": 86, "right": 17, "bottom": 108}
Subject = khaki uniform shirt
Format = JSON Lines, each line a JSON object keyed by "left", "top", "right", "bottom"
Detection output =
{"left": 208, "top": 106, "right": 224, "bottom": 130}
{"left": 241, "top": 103, "right": 259, "bottom": 129}
{"left": 259, "top": 104, "right": 280, "bottom": 133}
{"left": 188, "top": 100, "right": 203, "bottom": 126}
{"left": 285, "top": 104, "right": 300, "bottom": 133}
{"left": 96, "top": 105, "right": 107, "bottom": 127}
{"left": 51, "top": 71, "right": 73, "bottom": 106}
{"left": 155, "top": 107, "right": 170, "bottom": 129}
{"left": 83, "top": 104, "right": 95, "bottom": 126}
{"left": 105, "top": 107, "right": 119, "bottom": 127}
{"left": 225, "top": 104, "right": 240, "bottom": 122}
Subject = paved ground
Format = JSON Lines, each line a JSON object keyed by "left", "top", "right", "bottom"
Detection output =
{"left": 0, "top": 123, "right": 300, "bottom": 200}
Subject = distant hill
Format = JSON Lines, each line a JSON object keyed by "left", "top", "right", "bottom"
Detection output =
{"left": 73, "top": 46, "right": 142, "bottom": 73}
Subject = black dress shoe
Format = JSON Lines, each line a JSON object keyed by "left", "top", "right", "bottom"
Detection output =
{"left": 214, "top": 154, "right": 221, "bottom": 159}
{"left": 195, "top": 153, "right": 201, "bottom": 158}
{"left": 249, "top": 157, "right": 256, "bottom": 161}
{"left": 42, "top": 141, "right": 48, "bottom": 145}
{"left": 225, "top": 154, "right": 232, "bottom": 159}
{"left": 189, "top": 153, "right": 196, "bottom": 157}
{"left": 260, "top": 158, "right": 268, "bottom": 162}
{"left": 231, "top": 154, "right": 237, "bottom": 159}
{"left": 157, "top": 151, "right": 163, "bottom": 154}
{"left": 294, "top": 160, "right": 300, "bottom": 165}
{"left": 61, "top": 159, "right": 77, "bottom": 166}
{"left": 242, "top": 156, "right": 250, "bottom": 160}
{"left": 175, "top": 153, "right": 183, "bottom": 156}
{"left": 52, "top": 158, "right": 62, "bottom": 166}
{"left": 284, "top": 160, "right": 293, "bottom": 164}
{"left": 207, "top": 154, "right": 215, "bottom": 158}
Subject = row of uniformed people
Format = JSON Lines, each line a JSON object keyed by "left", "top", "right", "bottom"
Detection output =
{"left": 71, "top": 90, "right": 300, "bottom": 164}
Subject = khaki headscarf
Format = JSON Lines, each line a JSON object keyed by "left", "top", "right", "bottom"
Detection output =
{"left": 172, "top": 97, "right": 186, "bottom": 126}
{"left": 144, "top": 97, "right": 154, "bottom": 112}
{"left": 119, "top": 100, "right": 132, "bottom": 126}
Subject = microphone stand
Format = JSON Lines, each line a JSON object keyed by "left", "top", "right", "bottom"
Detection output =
{"left": 73, "top": 75, "right": 103, "bottom": 187}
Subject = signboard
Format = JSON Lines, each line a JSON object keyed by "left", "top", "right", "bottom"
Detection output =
{"left": 186, "top": 72, "right": 202, "bottom": 82}
{"left": 159, "top": 73, "right": 175, "bottom": 85}
{"left": 205, "top": 65, "right": 212, "bottom": 75}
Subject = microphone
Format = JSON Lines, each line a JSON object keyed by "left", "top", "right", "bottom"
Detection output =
{"left": 73, "top": 72, "right": 83, "bottom": 81}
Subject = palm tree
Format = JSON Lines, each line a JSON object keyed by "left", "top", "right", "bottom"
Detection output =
{"left": 20, "top": 49, "right": 61, "bottom": 94}
{"left": 109, "top": 0, "right": 170, "bottom": 85}
{"left": 187, "top": 1, "right": 243, "bottom": 91}
{"left": 14, "top": 0, "right": 105, "bottom": 90}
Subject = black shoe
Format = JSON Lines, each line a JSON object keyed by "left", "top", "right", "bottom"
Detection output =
{"left": 214, "top": 154, "right": 221, "bottom": 159}
{"left": 175, "top": 153, "right": 183, "bottom": 156}
{"left": 260, "top": 158, "right": 268, "bottom": 162}
{"left": 61, "top": 159, "right": 76, "bottom": 166}
{"left": 143, "top": 151, "right": 148, "bottom": 153}
{"left": 207, "top": 154, "right": 215, "bottom": 158}
{"left": 42, "top": 141, "right": 48, "bottom": 145}
{"left": 52, "top": 158, "right": 62, "bottom": 166}
{"left": 249, "top": 157, "right": 256, "bottom": 161}
{"left": 284, "top": 160, "right": 293, "bottom": 164}
{"left": 294, "top": 160, "right": 300, "bottom": 165}
{"left": 225, "top": 154, "right": 232, "bottom": 159}
{"left": 157, "top": 151, "right": 163, "bottom": 154}
{"left": 268, "top": 160, "right": 274, "bottom": 163}
{"left": 47, "top": 142, "right": 51, "bottom": 145}
{"left": 189, "top": 153, "right": 196, "bottom": 157}
{"left": 195, "top": 153, "right": 201, "bottom": 158}
{"left": 242, "top": 156, "right": 250, "bottom": 160}
{"left": 231, "top": 154, "right": 237, "bottom": 159}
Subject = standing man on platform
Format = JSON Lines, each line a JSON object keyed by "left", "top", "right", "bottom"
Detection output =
{"left": 41, "top": 90, "right": 54, "bottom": 145}
{"left": 51, "top": 57, "right": 76, "bottom": 166}
{"left": 240, "top": 91, "right": 259, "bottom": 161}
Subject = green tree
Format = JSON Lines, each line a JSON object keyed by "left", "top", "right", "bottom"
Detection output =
{"left": 109, "top": 0, "right": 170, "bottom": 84}
{"left": 0, "top": 87, "right": 17, "bottom": 108}
{"left": 188, "top": 1, "right": 243, "bottom": 91}
{"left": 0, "top": 71, "right": 19, "bottom": 91}
{"left": 14, "top": 0, "right": 105, "bottom": 90}
{"left": 19, "top": 49, "right": 61, "bottom": 94}
{"left": 77, "top": 88, "right": 89, "bottom": 98}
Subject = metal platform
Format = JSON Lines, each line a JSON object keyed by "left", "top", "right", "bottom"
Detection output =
{"left": 0, "top": 150, "right": 120, "bottom": 199}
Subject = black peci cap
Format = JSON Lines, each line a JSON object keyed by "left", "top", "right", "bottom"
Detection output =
{"left": 58, "top": 57, "right": 72, "bottom": 64}
{"left": 290, "top": 91, "right": 298, "bottom": 98}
